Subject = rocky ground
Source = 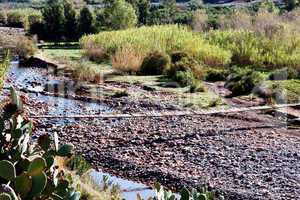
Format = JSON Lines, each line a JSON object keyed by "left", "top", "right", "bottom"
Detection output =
{"left": 2, "top": 61, "right": 300, "bottom": 200}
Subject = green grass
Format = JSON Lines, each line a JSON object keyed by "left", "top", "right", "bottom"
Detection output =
{"left": 41, "top": 48, "right": 82, "bottom": 61}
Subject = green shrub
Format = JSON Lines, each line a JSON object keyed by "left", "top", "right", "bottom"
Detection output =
{"left": 140, "top": 51, "right": 171, "bottom": 75}
{"left": 205, "top": 68, "right": 229, "bottom": 82}
{"left": 174, "top": 70, "right": 195, "bottom": 87}
{"left": 168, "top": 51, "right": 204, "bottom": 80}
{"left": 269, "top": 67, "right": 299, "bottom": 80}
{"left": 225, "top": 67, "right": 264, "bottom": 96}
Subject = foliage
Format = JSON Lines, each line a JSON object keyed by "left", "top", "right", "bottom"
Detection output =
{"left": 28, "top": 12, "right": 44, "bottom": 35}
{"left": 173, "top": 70, "right": 195, "bottom": 87}
{"left": 102, "top": 0, "right": 137, "bottom": 30}
{"left": 205, "top": 68, "right": 228, "bottom": 82}
{"left": 64, "top": 0, "right": 78, "bottom": 40}
{"left": 126, "top": 0, "right": 150, "bottom": 25}
{"left": 140, "top": 51, "right": 171, "bottom": 75}
{"left": 78, "top": 6, "right": 94, "bottom": 36}
{"left": 144, "top": 182, "right": 221, "bottom": 200}
{"left": 66, "top": 155, "right": 91, "bottom": 176}
{"left": 168, "top": 51, "right": 204, "bottom": 80}
{"left": 225, "top": 67, "right": 264, "bottom": 96}
{"left": 6, "top": 10, "right": 24, "bottom": 28}
{"left": 81, "top": 25, "right": 231, "bottom": 68}
{"left": 208, "top": 29, "right": 300, "bottom": 69}
{"left": 0, "top": 88, "right": 81, "bottom": 200}
{"left": 0, "top": 8, "right": 41, "bottom": 29}
{"left": 42, "top": 0, "right": 66, "bottom": 40}
{"left": 0, "top": 51, "right": 10, "bottom": 89}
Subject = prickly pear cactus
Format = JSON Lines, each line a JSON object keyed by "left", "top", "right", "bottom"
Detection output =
{"left": 0, "top": 87, "right": 80, "bottom": 200}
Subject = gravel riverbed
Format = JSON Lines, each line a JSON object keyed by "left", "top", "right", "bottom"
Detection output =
{"left": 2, "top": 62, "right": 300, "bottom": 200}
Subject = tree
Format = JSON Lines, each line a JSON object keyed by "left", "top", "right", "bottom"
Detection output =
{"left": 78, "top": 6, "right": 94, "bottom": 36}
{"left": 42, "top": 0, "right": 65, "bottom": 40}
{"left": 103, "top": 0, "right": 137, "bottom": 30}
{"left": 137, "top": 0, "right": 151, "bottom": 25}
{"left": 147, "top": 8, "right": 173, "bottom": 25}
{"left": 284, "top": 0, "right": 299, "bottom": 11}
{"left": 162, "top": 0, "right": 176, "bottom": 14}
{"left": 188, "top": 0, "right": 203, "bottom": 11}
{"left": 64, "top": 0, "right": 78, "bottom": 40}
{"left": 126, "top": 0, "right": 150, "bottom": 25}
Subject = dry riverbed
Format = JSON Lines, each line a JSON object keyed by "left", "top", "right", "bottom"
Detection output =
{"left": 2, "top": 60, "right": 300, "bottom": 200}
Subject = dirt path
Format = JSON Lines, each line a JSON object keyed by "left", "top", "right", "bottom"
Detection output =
{"left": 2, "top": 62, "right": 300, "bottom": 200}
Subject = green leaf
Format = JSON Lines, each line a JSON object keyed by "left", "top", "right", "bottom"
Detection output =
{"left": 38, "top": 134, "right": 51, "bottom": 151}
{"left": 154, "top": 182, "right": 161, "bottom": 192}
{"left": 44, "top": 155, "right": 55, "bottom": 169}
{"left": 0, "top": 193, "right": 11, "bottom": 200}
{"left": 57, "top": 144, "right": 74, "bottom": 157}
{"left": 198, "top": 194, "right": 207, "bottom": 200}
{"left": 180, "top": 188, "right": 190, "bottom": 200}
{"left": 27, "top": 157, "right": 47, "bottom": 176}
{"left": 30, "top": 172, "right": 47, "bottom": 197}
{"left": 14, "top": 173, "right": 32, "bottom": 197}
{"left": 0, "top": 160, "right": 16, "bottom": 181}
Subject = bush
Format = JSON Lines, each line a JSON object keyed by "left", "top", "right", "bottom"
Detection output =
{"left": 111, "top": 45, "right": 144, "bottom": 74}
{"left": 205, "top": 68, "right": 229, "bottom": 82}
{"left": 140, "top": 51, "right": 171, "bottom": 75}
{"left": 168, "top": 51, "right": 204, "bottom": 80}
{"left": 225, "top": 67, "right": 264, "bottom": 96}
{"left": 174, "top": 70, "right": 196, "bottom": 87}
{"left": 269, "top": 67, "right": 299, "bottom": 80}
{"left": 102, "top": 0, "right": 137, "bottom": 30}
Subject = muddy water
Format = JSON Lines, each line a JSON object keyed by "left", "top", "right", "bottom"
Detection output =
{"left": 2, "top": 61, "right": 156, "bottom": 199}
